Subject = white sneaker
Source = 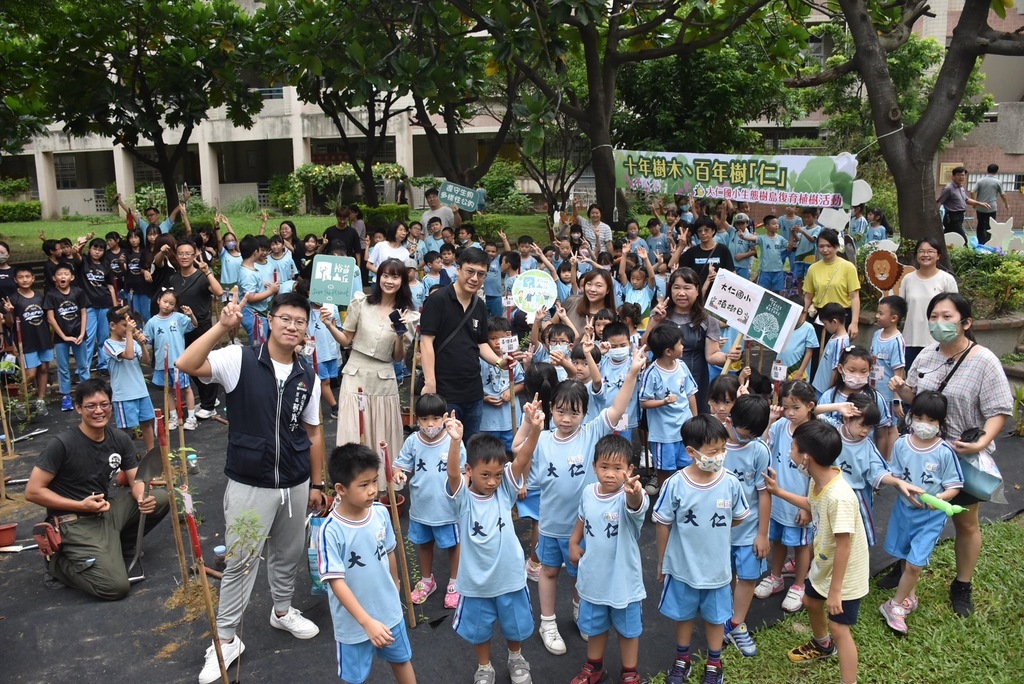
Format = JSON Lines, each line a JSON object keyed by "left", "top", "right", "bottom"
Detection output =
{"left": 168, "top": 413, "right": 179, "bottom": 430}
{"left": 270, "top": 606, "right": 319, "bottom": 639}
{"left": 198, "top": 638, "right": 244, "bottom": 684}
{"left": 184, "top": 416, "right": 198, "bottom": 431}
{"left": 754, "top": 573, "right": 785, "bottom": 599}
{"left": 33, "top": 399, "right": 48, "bottom": 416}
{"left": 539, "top": 619, "right": 566, "bottom": 655}
{"left": 782, "top": 584, "right": 806, "bottom": 613}
{"left": 194, "top": 408, "right": 216, "bottom": 420}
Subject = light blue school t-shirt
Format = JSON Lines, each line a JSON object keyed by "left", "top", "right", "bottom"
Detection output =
{"left": 480, "top": 359, "right": 525, "bottom": 432}
{"left": 576, "top": 484, "right": 649, "bottom": 608}
{"left": 143, "top": 312, "right": 195, "bottom": 370}
{"left": 777, "top": 321, "right": 819, "bottom": 369}
{"left": 101, "top": 338, "right": 149, "bottom": 401}
{"left": 757, "top": 234, "right": 788, "bottom": 273}
{"left": 767, "top": 418, "right": 811, "bottom": 528}
{"left": 639, "top": 361, "right": 698, "bottom": 444}
{"left": 725, "top": 439, "right": 771, "bottom": 546}
{"left": 395, "top": 431, "right": 467, "bottom": 526}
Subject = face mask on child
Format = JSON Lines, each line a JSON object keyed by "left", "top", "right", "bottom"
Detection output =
{"left": 911, "top": 422, "right": 940, "bottom": 440}
{"left": 694, "top": 449, "right": 726, "bottom": 473}
{"left": 549, "top": 344, "right": 570, "bottom": 356}
{"left": 842, "top": 371, "right": 869, "bottom": 391}
{"left": 606, "top": 347, "right": 630, "bottom": 362}
{"left": 795, "top": 458, "right": 810, "bottom": 477}
{"left": 420, "top": 424, "right": 444, "bottom": 439}
{"left": 225, "top": 241, "right": 238, "bottom": 251}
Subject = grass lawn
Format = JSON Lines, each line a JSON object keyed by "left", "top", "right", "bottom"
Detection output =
{"left": 647, "top": 518, "right": 1024, "bottom": 683}
{"left": 0, "top": 212, "right": 553, "bottom": 262}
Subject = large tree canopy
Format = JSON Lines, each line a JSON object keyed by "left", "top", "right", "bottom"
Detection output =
{"left": 40, "top": 0, "right": 263, "bottom": 210}
{"left": 0, "top": 28, "right": 47, "bottom": 158}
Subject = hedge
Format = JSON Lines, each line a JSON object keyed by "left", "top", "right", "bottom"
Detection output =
{"left": 0, "top": 201, "right": 42, "bottom": 222}
{"left": 358, "top": 203, "right": 410, "bottom": 232}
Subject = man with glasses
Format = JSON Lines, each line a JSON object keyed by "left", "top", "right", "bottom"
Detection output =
{"left": 937, "top": 166, "right": 989, "bottom": 243}
{"left": 115, "top": 193, "right": 182, "bottom": 235}
{"left": 25, "top": 379, "right": 170, "bottom": 600}
{"left": 421, "top": 247, "right": 512, "bottom": 440}
{"left": 177, "top": 291, "right": 326, "bottom": 683}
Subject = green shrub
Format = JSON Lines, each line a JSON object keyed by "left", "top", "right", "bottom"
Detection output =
{"left": 0, "top": 177, "right": 31, "bottom": 199}
{"left": 0, "top": 201, "right": 42, "bottom": 222}
{"left": 226, "top": 195, "right": 259, "bottom": 214}
{"left": 950, "top": 247, "right": 1024, "bottom": 318}
{"left": 468, "top": 214, "right": 511, "bottom": 243}
{"left": 358, "top": 203, "right": 410, "bottom": 232}
{"left": 131, "top": 184, "right": 168, "bottom": 213}
{"left": 268, "top": 174, "right": 304, "bottom": 214}
{"left": 491, "top": 191, "right": 532, "bottom": 215}
{"left": 408, "top": 175, "right": 441, "bottom": 189}
{"left": 481, "top": 158, "right": 523, "bottom": 205}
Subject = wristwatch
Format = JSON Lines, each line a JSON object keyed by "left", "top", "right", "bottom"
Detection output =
{"left": 310, "top": 483, "right": 325, "bottom": 491}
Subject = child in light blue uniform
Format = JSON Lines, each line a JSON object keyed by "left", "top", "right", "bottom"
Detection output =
{"left": 447, "top": 401, "right": 544, "bottom": 684}
{"left": 654, "top": 415, "right": 749, "bottom": 684}
{"left": 309, "top": 300, "right": 341, "bottom": 418}
{"left": 319, "top": 444, "right": 414, "bottom": 684}
{"left": 570, "top": 343, "right": 604, "bottom": 425}
{"left": 881, "top": 391, "right": 962, "bottom": 635}
{"left": 480, "top": 317, "right": 525, "bottom": 452}
{"left": 530, "top": 322, "right": 573, "bottom": 383}
{"left": 393, "top": 393, "right": 467, "bottom": 611}
{"left": 143, "top": 288, "right": 197, "bottom": 430}
{"left": 599, "top": 322, "right": 641, "bottom": 441}
{"left": 870, "top": 295, "right": 907, "bottom": 409}
{"left": 817, "top": 346, "right": 895, "bottom": 458}
{"left": 519, "top": 362, "right": 559, "bottom": 583}
{"left": 723, "top": 396, "right": 772, "bottom": 658}
{"left": 568, "top": 435, "right": 649, "bottom": 684}
{"left": 103, "top": 309, "right": 156, "bottom": 451}
{"left": 640, "top": 324, "right": 698, "bottom": 486}
{"left": 757, "top": 381, "right": 816, "bottom": 613}
{"left": 777, "top": 320, "right": 818, "bottom": 381}
{"left": 520, "top": 348, "right": 645, "bottom": 657}
{"left": 728, "top": 214, "right": 756, "bottom": 279}
{"left": 811, "top": 303, "right": 849, "bottom": 397}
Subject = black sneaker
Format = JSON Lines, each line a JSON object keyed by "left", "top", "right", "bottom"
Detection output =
{"left": 876, "top": 562, "right": 902, "bottom": 590}
{"left": 950, "top": 580, "right": 974, "bottom": 617}
{"left": 701, "top": 663, "right": 724, "bottom": 684}
{"left": 787, "top": 638, "right": 836, "bottom": 663}
{"left": 666, "top": 659, "right": 692, "bottom": 684}
{"left": 330, "top": 406, "right": 339, "bottom": 420}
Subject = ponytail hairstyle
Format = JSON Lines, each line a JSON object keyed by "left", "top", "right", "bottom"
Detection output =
{"left": 779, "top": 380, "right": 818, "bottom": 415}
{"left": 866, "top": 207, "right": 894, "bottom": 237}
{"left": 524, "top": 361, "right": 558, "bottom": 431}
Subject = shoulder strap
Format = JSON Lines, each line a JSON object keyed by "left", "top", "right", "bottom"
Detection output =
{"left": 936, "top": 343, "right": 975, "bottom": 393}
{"left": 435, "top": 295, "right": 479, "bottom": 355}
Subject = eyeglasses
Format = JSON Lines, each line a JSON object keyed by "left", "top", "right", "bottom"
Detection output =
{"left": 270, "top": 314, "right": 308, "bottom": 328}
{"left": 81, "top": 402, "right": 112, "bottom": 412}
{"left": 461, "top": 268, "right": 488, "bottom": 280}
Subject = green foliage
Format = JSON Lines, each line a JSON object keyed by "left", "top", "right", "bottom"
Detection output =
{"left": 357, "top": 204, "right": 410, "bottom": 232}
{"left": 616, "top": 46, "right": 800, "bottom": 154}
{"left": 0, "top": 201, "right": 41, "bottom": 222}
{"left": 1001, "top": 352, "right": 1024, "bottom": 365}
{"left": 294, "top": 163, "right": 357, "bottom": 194}
{"left": 268, "top": 174, "right": 304, "bottom": 214}
{"left": 226, "top": 509, "right": 268, "bottom": 568}
{"left": 371, "top": 163, "right": 406, "bottom": 181}
{"left": 103, "top": 183, "right": 119, "bottom": 213}
{"left": 131, "top": 184, "right": 169, "bottom": 214}
{"left": 468, "top": 214, "right": 512, "bottom": 244}
{"left": 408, "top": 176, "right": 442, "bottom": 189}
{"left": 0, "top": 26, "right": 48, "bottom": 156}
{"left": 480, "top": 159, "right": 523, "bottom": 206}
{"left": 1012, "top": 384, "right": 1024, "bottom": 437}
{"left": 491, "top": 192, "right": 532, "bottom": 216}
{"left": 0, "top": 177, "right": 30, "bottom": 199}
{"left": 226, "top": 196, "right": 259, "bottom": 215}
{"left": 781, "top": 137, "right": 824, "bottom": 150}
{"left": 948, "top": 248, "right": 1024, "bottom": 319}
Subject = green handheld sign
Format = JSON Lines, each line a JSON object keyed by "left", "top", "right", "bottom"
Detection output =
{"left": 309, "top": 255, "right": 361, "bottom": 306}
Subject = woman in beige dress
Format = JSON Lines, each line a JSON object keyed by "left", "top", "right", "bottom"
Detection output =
{"left": 322, "top": 258, "right": 416, "bottom": 484}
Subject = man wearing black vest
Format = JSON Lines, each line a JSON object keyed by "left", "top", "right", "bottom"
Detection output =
{"left": 177, "top": 291, "right": 326, "bottom": 684}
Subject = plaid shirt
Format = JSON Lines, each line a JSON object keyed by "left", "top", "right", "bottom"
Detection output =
{"left": 906, "top": 344, "right": 1013, "bottom": 458}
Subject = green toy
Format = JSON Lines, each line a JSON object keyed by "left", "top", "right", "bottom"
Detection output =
{"left": 918, "top": 492, "right": 968, "bottom": 516}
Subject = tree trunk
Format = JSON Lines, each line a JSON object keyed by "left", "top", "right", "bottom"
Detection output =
{"left": 892, "top": 158, "right": 942, "bottom": 244}
{"left": 357, "top": 161, "right": 379, "bottom": 207}
{"left": 160, "top": 169, "right": 180, "bottom": 215}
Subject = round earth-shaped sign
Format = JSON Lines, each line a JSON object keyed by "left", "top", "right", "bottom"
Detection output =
{"left": 511, "top": 269, "right": 558, "bottom": 314}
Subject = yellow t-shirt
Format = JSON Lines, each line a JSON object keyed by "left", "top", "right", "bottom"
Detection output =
{"left": 808, "top": 470, "right": 870, "bottom": 600}
{"left": 803, "top": 259, "right": 860, "bottom": 310}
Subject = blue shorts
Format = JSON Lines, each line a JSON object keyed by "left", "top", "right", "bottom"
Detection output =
{"left": 336, "top": 620, "right": 412, "bottom": 684}
{"left": 453, "top": 588, "right": 534, "bottom": 645}
{"left": 769, "top": 519, "right": 813, "bottom": 547}
{"left": 515, "top": 488, "right": 540, "bottom": 520}
{"left": 793, "top": 261, "right": 811, "bottom": 279}
{"left": 480, "top": 429, "right": 513, "bottom": 453}
{"left": 804, "top": 579, "right": 861, "bottom": 626}
{"left": 114, "top": 396, "right": 156, "bottom": 429}
{"left": 538, "top": 534, "right": 577, "bottom": 578}
{"left": 615, "top": 428, "right": 633, "bottom": 443}
{"left": 758, "top": 271, "right": 785, "bottom": 293}
{"left": 658, "top": 576, "right": 732, "bottom": 625}
{"left": 407, "top": 521, "right": 460, "bottom": 549}
{"left": 735, "top": 267, "right": 751, "bottom": 280}
{"left": 883, "top": 500, "right": 948, "bottom": 567}
{"left": 577, "top": 599, "right": 643, "bottom": 639}
{"left": 151, "top": 368, "right": 190, "bottom": 389}
{"left": 24, "top": 349, "right": 54, "bottom": 369}
{"left": 731, "top": 544, "right": 766, "bottom": 581}
{"left": 651, "top": 441, "right": 690, "bottom": 471}
{"left": 317, "top": 358, "right": 339, "bottom": 381}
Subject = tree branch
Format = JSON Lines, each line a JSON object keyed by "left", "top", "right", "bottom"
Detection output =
{"left": 785, "top": 58, "right": 859, "bottom": 88}
{"left": 978, "top": 27, "right": 1024, "bottom": 56}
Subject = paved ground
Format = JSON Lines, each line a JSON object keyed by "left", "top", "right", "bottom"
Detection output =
{"left": 1, "top": 386, "right": 1022, "bottom": 684}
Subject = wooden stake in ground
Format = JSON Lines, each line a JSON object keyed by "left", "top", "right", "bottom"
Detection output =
{"left": 182, "top": 488, "right": 229, "bottom": 684}
{"left": 380, "top": 441, "right": 416, "bottom": 629}
{"left": 14, "top": 319, "right": 31, "bottom": 424}
{"left": 408, "top": 334, "right": 418, "bottom": 426}
{"left": 175, "top": 369, "right": 190, "bottom": 489}
{"left": 0, "top": 382, "right": 16, "bottom": 461}
{"left": 508, "top": 366, "right": 518, "bottom": 436}
{"left": 357, "top": 387, "right": 367, "bottom": 446}
{"left": 155, "top": 408, "right": 191, "bottom": 587}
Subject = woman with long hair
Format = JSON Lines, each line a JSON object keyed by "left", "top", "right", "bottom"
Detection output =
{"left": 560, "top": 269, "right": 616, "bottom": 338}
{"left": 899, "top": 236, "right": 958, "bottom": 369}
{"left": 644, "top": 267, "right": 737, "bottom": 413}
{"left": 321, "top": 258, "right": 416, "bottom": 484}
{"left": 122, "top": 228, "right": 153, "bottom": 321}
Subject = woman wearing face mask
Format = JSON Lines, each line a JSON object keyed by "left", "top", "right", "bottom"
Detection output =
{"left": 889, "top": 292, "right": 1013, "bottom": 617}
{"left": 645, "top": 268, "right": 740, "bottom": 414}
{"left": 899, "top": 237, "right": 958, "bottom": 369}
{"left": 321, "top": 258, "right": 418, "bottom": 486}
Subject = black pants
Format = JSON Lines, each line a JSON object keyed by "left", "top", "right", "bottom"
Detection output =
{"left": 943, "top": 210, "right": 966, "bottom": 242}
{"left": 975, "top": 211, "right": 995, "bottom": 245}
{"left": 185, "top": 319, "right": 219, "bottom": 411}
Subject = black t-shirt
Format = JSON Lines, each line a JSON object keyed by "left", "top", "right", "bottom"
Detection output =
{"left": 166, "top": 269, "right": 215, "bottom": 323}
{"left": 43, "top": 286, "right": 87, "bottom": 338}
{"left": 35, "top": 426, "right": 138, "bottom": 517}
{"left": 103, "top": 249, "right": 126, "bottom": 283}
{"left": 12, "top": 290, "right": 52, "bottom": 353}
{"left": 323, "top": 225, "right": 362, "bottom": 262}
{"left": 122, "top": 248, "right": 151, "bottom": 294}
{"left": 678, "top": 243, "right": 735, "bottom": 289}
{"left": 78, "top": 259, "right": 114, "bottom": 309}
{"left": 42, "top": 258, "right": 73, "bottom": 293}
{"left": 420, "top": 285, "right": 488, "bottom": 402}
{"left": 0, "top": 266, "right": 16, "bottom": 300}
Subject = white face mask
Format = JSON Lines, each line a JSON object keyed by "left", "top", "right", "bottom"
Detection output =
{"left": 842, "top": 371, "right": 869, "bottom": 391}
{"left": 911, "top": 421, "right": 940, "bottom": 440}
{"left": 549, "top": 344, "right": 570, "bottom": 356}
{"left": 607, "top": 347, "right": 630, "bottom": 362}
{"left": 420, "top": 424, "right": 444, "bottom": 439}
{"left": 694, "top": 449, "right": 726, "bottom": 473}
{"left": 795, "top": 459, "right": 810, "bottom": 477}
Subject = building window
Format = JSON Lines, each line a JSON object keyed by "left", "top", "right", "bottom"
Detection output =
{"left": 93, "top": 188, "right": 111, "bottom": 213}
{"left": 256, "top": 87, "right": 284, "bottom": 100}
{"left": 54, "top": 155, "right": 77, "bottom": 189}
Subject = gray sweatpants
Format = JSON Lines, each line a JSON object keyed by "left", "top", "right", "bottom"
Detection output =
{"left": 216, "top": 478, "right": 309, "bottom": 640}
